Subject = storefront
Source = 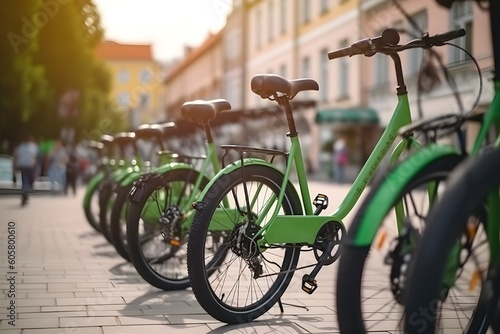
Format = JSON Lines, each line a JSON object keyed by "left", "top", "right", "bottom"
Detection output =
{"left": 315, "top": 107, "right": 381, "bottom": 182}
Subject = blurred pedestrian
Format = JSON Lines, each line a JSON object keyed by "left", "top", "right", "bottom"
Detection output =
{"left": 333, "top": 136, "right": 348, "bottom": 184}
{"left": 47, "top": 140, "right": 68, "bottom": 192}
{"left": 65, "top": 145, "right": 79, "bottom": 195}
{"left": 13, "top": 136, "right": 39, "bottom": 206}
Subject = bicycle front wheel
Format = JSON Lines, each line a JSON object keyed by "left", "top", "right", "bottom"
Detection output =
{"left": 187, "top": 165, "right": 302, "bottom": 324}
{"left": 109, "top": 184, "right": 132, "bottom": 261}
{"left": 83, "top": 175, "right": 102, "bottom": 233}
{"left": 98, "top": 179, "right": 116, "bottom": 243}
{"left": 404, "top": 149, "right": 500, "bottom": 334}
{"left": 126, "top": 168, "right": 209, "bottom": 290}
{"left": 336, "top": 154, "right": 463, "bottom": 333}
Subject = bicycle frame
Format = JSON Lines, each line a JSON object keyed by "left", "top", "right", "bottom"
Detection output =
{"left": 198, "top": 90, "right": 416, "bottom": 249}
{"left": 256, "top": 93, "right": 414, "bottom": 248}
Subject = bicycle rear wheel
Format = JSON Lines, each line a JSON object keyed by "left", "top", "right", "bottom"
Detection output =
{"left": 404, "top": 149, "right": 500, "bottom": 334}
{"left": 336, "top": 154, "right": 463, "bottom": 333}
{"left": 126, "top": 168, "right": 209, "bottom": 290}
{"left": 187, "top": 165, "right": 302, "bottom": 324}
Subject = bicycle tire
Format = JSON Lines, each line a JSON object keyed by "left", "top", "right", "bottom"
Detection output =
{"left": 404, "top": 149, "right": 500, "bottom": 334}
{"left": 187, "top": 164, "right": 302, "bottom": 324}
{"left": 126, "top": 168, "right": 209, "bottom": 290}
{"left": 109, "top": 184, "right": 132, "bottom": 261}
{"left": 83, "top": 181, "right": 102, "bottom": 233}
{"left": 336, "top": 154, "right": 463, "bottom": 333}
{"left": 98, "top": 180, "right": 115, "bottom": 243}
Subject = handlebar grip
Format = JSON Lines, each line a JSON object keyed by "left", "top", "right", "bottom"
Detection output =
{"left": 328, "top": 46, "right": 355, "bottom": 60}
{"left": 429, "top": 28, "right": 466, "bottom": 45}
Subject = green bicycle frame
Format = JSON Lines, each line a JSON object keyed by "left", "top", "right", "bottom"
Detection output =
{"left": 257, "top": 94, "right": 414, "bottom": 247}
{"left": 198, "top": 93, "right": 415, "bottom": 248}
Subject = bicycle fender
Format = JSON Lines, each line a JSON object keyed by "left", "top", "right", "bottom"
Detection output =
{"left": 113, "top": 166, "right": 136, "bottom": 183}
{"left": 128, "top": 163, "right": 209, "bottom": 203}
{"left": 83, "top": 171, "right": 105, "bottom": 207}
{"left": 150, "top": 162, "right": 194, "bottom": 175}
{"left": 353, "top": 145, "right": 461, "bottom": 247}
{"left": 118, "top": 169, "right": 142, "bottom": 187}
{"left": 195, "top": 158, "right": 283, "bottom": 201}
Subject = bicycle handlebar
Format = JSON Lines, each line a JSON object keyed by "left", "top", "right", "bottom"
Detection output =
{"left": 328, "top": 28, "right": 466, "bottom": 60}
{"left": 425, "top": 28, "right": 466, "bottom": 46}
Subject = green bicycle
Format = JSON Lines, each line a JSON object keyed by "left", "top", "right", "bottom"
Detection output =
{"left": 125, "top": 99, "right": 232, "bottom": 290}
{"left": 107, "top": 122, "right": 177, "bottom": 261}
{"left": 98, "top": 131, "right": 141, "bottom": 244}
{"left": 402, "top": 0, "right": 500, "bottom": 332}
{"left": 184, "top": 28, "right": 467, "bottom": 324}
{"left": 83, "top": 134, "right": 120, "bottom": 233}
{"left": 335, "top": 1, "right": 500, "bottom": 332}
{"left": 404, "top": 147, "right": 500, "bottom": 334}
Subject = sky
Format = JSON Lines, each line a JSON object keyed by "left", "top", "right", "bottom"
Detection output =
{"left": 93, "top": 0, "right": 232, "bottom": 63}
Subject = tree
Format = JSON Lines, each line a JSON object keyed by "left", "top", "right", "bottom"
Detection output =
{"left": 0, "top": 0, "right": 49, "bottom": 148}
{"left": 0, "top": 0, "right": 112, "bottom": 150}
{"left": 33, "top": 0, "right": 111, "bottom": 140}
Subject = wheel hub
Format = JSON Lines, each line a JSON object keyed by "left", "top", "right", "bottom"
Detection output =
{"left": 385, "top": 222, "right": 420, "bottom": 305}
{"left": 229, "top": 222, "right": 262, "bottom": 278}
{"left": 160, "top": 205, "right": 183, "bottom": 247}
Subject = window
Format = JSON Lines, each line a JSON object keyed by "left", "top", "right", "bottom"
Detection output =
{"left": 338, "top": 40, "right": 349, "bottom": 99}
{"left": 302, "top": 0, "right": 311, "bottom": 24}
{"left": 302, "top": 56, "right": 310, "bottom": 77}
{"left": 256, "top": 9, "right": 263, "bottom": 49}
{"left": 140, "top": 69, "right": 152, "bottom": 85}
{"left": 225, "top": 28, "right": 241, "bottom": 59}
{"left": 268, "top": 0, "right": 274, "bottom": 42}
{"left": 320, "top": 48, "right": 329, "bottom": 102}
{"left": 320, "top": 0, "right": 329, "bottom": 14}
{"left": 450, "top": 1, "right": 472, "bottom": 63}
{"left": 279, "top": 64, "right": 287, "bottom": 78}
{"left": 117, "top": 70, "right": 129, "bottom": 84}
{"left": 302, "top": 56, "right": 310, "bottom": 98}
{"left": 373, "top": 54, "right": 389, "bottom": 85}
{"left": 280, "top": 0, "right": 286, "bottom": 34}
{"left": 373, "top": 29, "right": 389, "bottom": 85}
{"left": 117, "top": 92, "right": 129, "bottom": 106}
{"left": 139, "top": 93, "right": 149, "bottom": 107}
{"left": 408, "top": 10, "right": 427, "bottom": 75}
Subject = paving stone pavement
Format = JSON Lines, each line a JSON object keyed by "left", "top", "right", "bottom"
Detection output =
{"left": 0, "top": 182, "right": 365, "bottom": 334}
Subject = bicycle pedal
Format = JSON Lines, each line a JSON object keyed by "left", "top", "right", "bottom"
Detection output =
{"left": 301, "top": 274, "right": 318, "bottom": 294}
{"left": 313, "top": 194, "right": 329, "bottom": 215}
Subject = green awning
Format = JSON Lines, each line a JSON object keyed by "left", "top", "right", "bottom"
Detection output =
{"left": 315, "top": 108, "right": 379, "bottom": 124}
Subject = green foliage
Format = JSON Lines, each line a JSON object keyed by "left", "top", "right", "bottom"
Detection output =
{"left": 0, "top": 0, "right": 47, "bottom": 142}
{"left": 0, "top": 0, "right": 111, "bottom": 146}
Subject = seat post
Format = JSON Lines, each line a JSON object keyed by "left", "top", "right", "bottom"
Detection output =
{"left": 276, "top": 96, "right": 298, "bottom": 137}
{"left": 203, "top": 122, "right": 213, "bottom": 144}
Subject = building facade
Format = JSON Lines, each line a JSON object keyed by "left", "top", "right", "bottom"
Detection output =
{"left": 161, "top": 0, "right": 494, "bottom": 178}
{"left": 96, "top": 41, "right": 164, "bottom": 128}
{"left": 163, "top": 31, "right": 224, "bottom": 121}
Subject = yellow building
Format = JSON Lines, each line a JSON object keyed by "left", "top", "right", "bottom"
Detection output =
{"left": 96, "top": 41, "right": 164, "bottom": 128}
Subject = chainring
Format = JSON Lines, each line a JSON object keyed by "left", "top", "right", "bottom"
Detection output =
{"left": 313, "top": 221, "right": 346, "bottom": 266}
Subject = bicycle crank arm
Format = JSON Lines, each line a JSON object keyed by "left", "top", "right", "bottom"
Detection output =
{"left": 301, "top": 241, "right": 335, "bottom": 294}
